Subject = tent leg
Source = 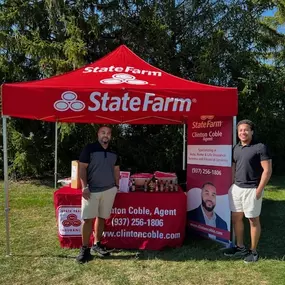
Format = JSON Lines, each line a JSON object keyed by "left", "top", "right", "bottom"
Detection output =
{"left": 233, "top": 116, "right": 237, "bottom": 145}
{"left": 182, "top": 124, "right": 186, "bottom": 170}
{"left": 54, "top": 121, "right": 58, "bottom": 189}
{"left": 231, "top": 116, "right": 237, "bottom": 246}
{"left": 2, "top": 116, "right": 11, "bottom": 256}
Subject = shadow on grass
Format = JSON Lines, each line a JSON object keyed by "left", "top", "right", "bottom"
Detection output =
{"left": 266, "top": 175, "right": 285, "bottom": 191}
{"left": 9, "top": 225, "right": 285, "bottom": 262}
{"left": 11, "top": 253, "right": 140, "bottom": 261}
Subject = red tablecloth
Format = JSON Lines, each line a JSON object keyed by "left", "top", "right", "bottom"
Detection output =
{"left": 54, "top": 186, "right": 186, "bottom": 250}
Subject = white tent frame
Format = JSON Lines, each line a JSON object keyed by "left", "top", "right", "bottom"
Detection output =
{"left": 54, "top": 121, "right": 58, "bottom": 189}
{"left": 231, "top": 116, "right": 237, "bottom": 246}
{"left": 3, "top": 116, "right": 10, "bottom": 256}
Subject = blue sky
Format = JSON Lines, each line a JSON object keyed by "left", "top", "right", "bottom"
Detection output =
{"left": 262, "top": 8, "right": 277, "bottom": 17}
{"left": 262, "top": 8, "right": 285, "bottom": 33}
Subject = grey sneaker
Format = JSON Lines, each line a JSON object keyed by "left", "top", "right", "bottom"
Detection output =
{"left": 223, "top": 246, "right": 249, "bottom": 257}
{"left": 92, "top": 242, "right": 110, "bottom": 257}
{"left": 244, "top": 251, "right": 259, "bottom": 263}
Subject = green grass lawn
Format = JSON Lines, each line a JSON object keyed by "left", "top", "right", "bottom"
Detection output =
{"left": 0, "top": 177, "right": 284, "bottom": 285}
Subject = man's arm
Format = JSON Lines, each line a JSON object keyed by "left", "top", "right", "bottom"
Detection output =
{"left": 256, "top": 159, "right": 272, "bottom": 199}
{"left": 114, "top": 165, "right": 120, "bottom": 187}
{"left": 79, "top": 162, "right": 90, "bottom": 200}
{"left": 79, "top": 162, "right": 88, "bottom": 188}
{"left": 232, "top": 162, "right": 236, "bottom": 184}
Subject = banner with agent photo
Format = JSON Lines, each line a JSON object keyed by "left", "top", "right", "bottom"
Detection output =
{"left": 186, "top": 116, "right": 232, "bottom": 245}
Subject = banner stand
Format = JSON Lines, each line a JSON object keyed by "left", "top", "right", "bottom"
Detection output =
{"left": 186, "top": 116, "right": 233, "bottom": 246}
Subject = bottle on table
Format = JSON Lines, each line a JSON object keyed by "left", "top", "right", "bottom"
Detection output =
{"left": 160, "top": 180, "right": 164, "bottom": 192}
{"left": 165, "top": 180, "right": 169, "bottom": 192}
{"left": 169, "top": 180, "right": 173, "bottom": 192}
{"left": 144, "top": 180, "right": 148, "bottom": 192}
{"left": 174, "top": 180, "right": 179, "bottom": 192}
{"left": 131, "top": 179, "right": 136, "bottom": 192}
{"left": 148, "top": 176, "right": 155, "bottom": 192}
{"left": 155, "top": 179, "right": 159, "bottom": 192}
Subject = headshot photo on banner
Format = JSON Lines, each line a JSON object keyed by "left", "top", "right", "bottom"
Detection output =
{"left": 186, "top": 116, "right": 233, "bottom": 245}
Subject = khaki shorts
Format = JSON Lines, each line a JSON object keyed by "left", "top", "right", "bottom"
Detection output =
{"left": 81, "top": 186, "right": 117, "bottom": 219}
{"left": 228, "top": 184, "right": 263, "bottom": 218}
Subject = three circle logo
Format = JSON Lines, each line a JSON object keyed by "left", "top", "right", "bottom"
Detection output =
{"left": 54, "top": 91, "right": 85, "bottom": 112}
{"left": 62, "top": 214, "right": 81, "bottom": 227}
{"left": 100, "top": 73, "right": 148, "bottom": 85}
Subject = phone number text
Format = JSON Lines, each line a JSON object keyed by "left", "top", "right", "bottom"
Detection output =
{"left": 191, "top": 168, "right": 222, "bottom": 176}
{"left": 111, "top": 218, "right": 164, "bottom": 227}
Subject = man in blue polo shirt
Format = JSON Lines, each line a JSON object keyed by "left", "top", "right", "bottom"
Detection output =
{"left": 224, "top": 119, "right": 272, "bottom": 263}
{"left": 76, "top": 126, "right": 120, "bottom": 263}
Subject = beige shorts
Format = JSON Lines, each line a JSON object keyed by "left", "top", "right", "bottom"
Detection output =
{"left": 81, "top": 186, "right": 117, "bottom": 219}
{"left": 228, "top": 184, "right": 263, "bottom": 218}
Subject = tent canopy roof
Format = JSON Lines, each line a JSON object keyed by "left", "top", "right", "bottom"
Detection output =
{"left": 2, "top": 45, "right": 238, "bottom": 124}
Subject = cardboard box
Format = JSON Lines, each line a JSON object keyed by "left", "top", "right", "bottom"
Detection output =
{"left": 71, "top": 160, "right": 81, "bottom": 189}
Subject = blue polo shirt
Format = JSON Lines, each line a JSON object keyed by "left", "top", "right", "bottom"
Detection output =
{"left": 79, "top": 141, "right": 120, "bottom": 192}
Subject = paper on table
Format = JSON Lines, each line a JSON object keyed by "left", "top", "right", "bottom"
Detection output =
{"left": 71, "top": 165, "right": 77, "bottom": 180}
{"left": 119, "top": 171, "right": 131, "bottom": 193}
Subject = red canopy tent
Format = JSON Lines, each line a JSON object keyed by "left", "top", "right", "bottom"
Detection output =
{"left": 2, "top": 45, "right": 237, "bottom": 124}
{"left": 1, "top": 45, "right": 238, "bottom": 255}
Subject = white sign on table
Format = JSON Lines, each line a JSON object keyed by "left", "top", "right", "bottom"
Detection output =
{"left": 119, "top": 171, "right": 131, "bottom": 192}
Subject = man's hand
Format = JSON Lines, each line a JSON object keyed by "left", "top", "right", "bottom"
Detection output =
{"left": 256, "top": 188, "right": 263, "bottom": 200}
{"left": 82, "top": 187, "right": 91, "bottom": 200}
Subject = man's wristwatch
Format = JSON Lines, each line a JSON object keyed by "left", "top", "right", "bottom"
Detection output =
{"left": 82, "top": 186, "right": 89, "bottom": 191}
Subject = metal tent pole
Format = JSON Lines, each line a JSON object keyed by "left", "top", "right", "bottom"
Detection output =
{"left": 2, "top": 116, "right": 11, "bottom": 256}
{"left": 233, "top": 116, "right": 237, "bottom": 145}
{"left": 182, "top": 123, "right": 186, "bottom": 170}
{"left": 54, "top": 121, "right": 58, "bottom": 189}
{"left": 231, "top": 116, "right": 237, "bottom": 246}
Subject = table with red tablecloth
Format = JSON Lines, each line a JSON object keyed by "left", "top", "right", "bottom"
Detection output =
{"left": 54, "top": 186, "right": 187, "bottom": 250}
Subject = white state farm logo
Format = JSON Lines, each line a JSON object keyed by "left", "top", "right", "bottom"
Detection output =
{"left": 83, "top": 66, "right": 162, "bottom": 77}
{"left": 54, "top": 91, "right": 85, "bottom": 112}
{"left": 100, "top": 73, "right": 148, "bottom": 85}
{"left": 54, "top": 91, "right": 195, "bottom": 113}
